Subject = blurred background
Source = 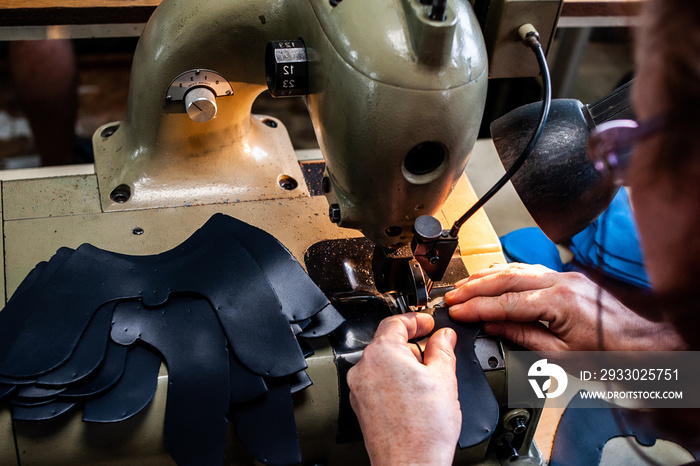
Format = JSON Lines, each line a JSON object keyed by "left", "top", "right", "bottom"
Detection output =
{"left": 0, "top": 27, "right": 634, "bottom": 169}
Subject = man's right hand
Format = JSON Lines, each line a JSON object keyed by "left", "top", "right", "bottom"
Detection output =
{"left": 346, "top": 312, "right": 461, "bottom": 466}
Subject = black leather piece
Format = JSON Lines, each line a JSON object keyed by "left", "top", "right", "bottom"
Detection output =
{"left": 328, "top": 300, "right": 393, "bottom": 355}
{"left": 296, "top": 318, "right": 312, "bottom": 331}
{"left": 15, "top": 385, "right": 64, "bottom": 401}
{"left": 60, "top": 342, "right": 128, "bottom": 399}
{"left": 37, "top": 302, "right": 114, "bottom": 387}
{"left": 11, "top": 400, "right": 75, "bottom": 421}
{"left": 334, "top": 352, "right": 364, "bottom": 443}
{"left": 224, "top": 215, "right": 332, "bottom": 323}
{"left": 110, "top": 298, "right": 230, "bottom": 466}
{"left": 298, "top": 339, "right": 315, "bottom": 359}
{"left": 0, "top": 215, "right": 306, "bottom": 379}
{"left": 289, "top": 369, "right": 313, "bottom": 394}
{"left": 6, "top": 248, "right": 73, "bottom": 306}
{"left": 3, "top": 304, "right": 114, "bottom": 399}
{"left": 0, "top": 384, "right": 16, "bottom": 401}
{"left": 231, "top": 377, "right": 301, "bottom": 466}
{"left": 6, "top": 261, "right": 48, "bottom": 305}
{"left": 0, "top": 248, "right": 74, "bottom": 375}
{"left": 228, "top": 352, "right": 268, "bottom": 405}
{"left": 430, "top": 308, "right": 499, "bottom": 449}
{"left": 298, "top": 303, "right": 346, "bottom": 339}
{"left": 550, "top": 391, "right": 700, "bottom": 466}
{"left": 0, "top": 254, "right": 79, "bottom": 389}
{"left": 83, "top": 343, "right": 161, "bottom": 423}
{"left": 291, "top": 322, "right": 304, "bottom": 336}
{"left": 329, "top": 299, "right": 394, "bottom": 443}
{"left": 0, "top": 375, "right": 34, "bottom": 385}
{"left": 10, "top": 395, "right": 61, "bottom": 407}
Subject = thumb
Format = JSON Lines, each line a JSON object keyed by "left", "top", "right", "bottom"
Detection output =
{"left": 423, "top": 327, "right": 458, "bottom": 371}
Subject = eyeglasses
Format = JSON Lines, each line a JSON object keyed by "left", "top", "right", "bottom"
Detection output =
{"left": 587, "top": 117, "right": 664, "bottom": 185}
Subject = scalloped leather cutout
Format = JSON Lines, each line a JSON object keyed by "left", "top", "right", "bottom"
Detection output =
{"left": 0, "top": 214, "right": 343, "bottom": 465}
{"left": 429, "top": 308, "right": 499, "bottom": 449}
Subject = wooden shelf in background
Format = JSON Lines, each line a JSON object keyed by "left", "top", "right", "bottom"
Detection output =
{"left": 0, "top": 0, "right": 645, "bottom": 28}
{"left": 0, "top": 0, "right": 160, "bottom": 26}
{"left": 561, "top": 0, "right": 644, "bottom": 17}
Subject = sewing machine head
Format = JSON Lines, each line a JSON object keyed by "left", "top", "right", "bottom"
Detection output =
{"left": 305, "top": 1, "right": 488, "bottom": 249}
{"left": 93, "top": 0, "right": 491, "bottom": 251}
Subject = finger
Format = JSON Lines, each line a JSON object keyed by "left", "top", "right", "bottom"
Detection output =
{"left": 373, "top": 312, "right": 435, "bottom": 344}
{"left": 447, "top": 264, "right": 556, "bottom": 303}
{"left": 452, "top": 264, "right": 510, "bottom": 288}
{"left": 483, "top": 321, "right": 567, "bottom": 352}
{"left": 422, "top": 328, "right": 458, "bottom": 372}
{"left": 449, "top": 289, "right": 560, "bottom": 323}
{"left": 474, "top": 262, "right": 555, "bottom": 277}
{"left": 444, "top": 263, "right": 558, "bottom": 305}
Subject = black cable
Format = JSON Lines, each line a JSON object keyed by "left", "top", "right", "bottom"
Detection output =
{"left": 449, "top": 32, "right": 552, "bottom": 237}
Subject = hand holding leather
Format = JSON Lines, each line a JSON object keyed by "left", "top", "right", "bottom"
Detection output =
{"left": 347, "top": 312, "right": 460, "bottom": 466}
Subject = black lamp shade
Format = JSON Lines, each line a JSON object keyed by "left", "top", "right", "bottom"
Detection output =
{"left": 491, "top": 98, "right": 620, "bottom": 244}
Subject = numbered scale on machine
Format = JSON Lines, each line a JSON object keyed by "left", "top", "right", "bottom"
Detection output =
{"left": 265, "top": 39, "right": 309, "bottom": 97}
{"left": 166, "top": 69, "right": 235, "bottom": 123}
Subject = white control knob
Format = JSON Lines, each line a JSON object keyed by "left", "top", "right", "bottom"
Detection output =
{"left": 185, "top": 87, "right": 217, "bottom": 123}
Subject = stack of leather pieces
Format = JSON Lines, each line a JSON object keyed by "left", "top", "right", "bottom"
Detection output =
{"left": 0, "top": 213, "right": 344, "bottom": 465}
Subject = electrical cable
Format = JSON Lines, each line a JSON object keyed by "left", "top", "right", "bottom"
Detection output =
{"left": 449, "top": 27, "right": 552, "bottom": 238}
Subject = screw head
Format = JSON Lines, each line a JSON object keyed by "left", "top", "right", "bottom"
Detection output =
{"left": 510, "top": 416, "right": 527, "bottom": 435}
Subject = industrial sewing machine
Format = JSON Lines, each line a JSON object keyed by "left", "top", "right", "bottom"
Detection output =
{"left": 0, "top": 0, "right": 564, "bottom": 464}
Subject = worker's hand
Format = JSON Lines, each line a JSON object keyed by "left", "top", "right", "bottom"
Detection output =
{"left": 347, "top": 312, "right": 460, "bottom": 466}
{"left": 444, "top": 263, "right": 686, "bottom": 352}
